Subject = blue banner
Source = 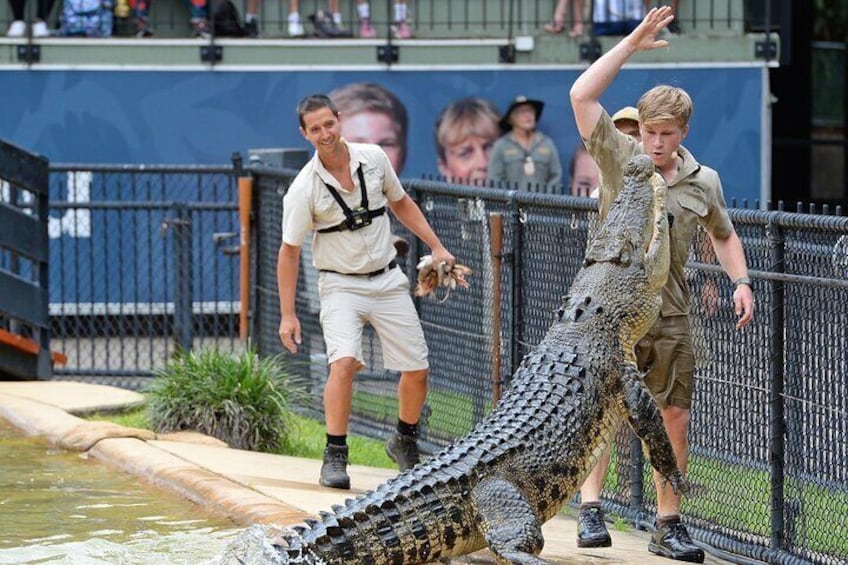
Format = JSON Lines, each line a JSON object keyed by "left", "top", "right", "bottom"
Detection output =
{"left": 0, "top": 66, "right": 764, "bottom": 203}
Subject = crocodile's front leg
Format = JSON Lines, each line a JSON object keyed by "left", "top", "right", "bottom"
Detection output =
{"left": 620, "top": 363, "right": 689, "bottom": 495}
{"left": 471, "top": 478, "right": 548, "bottom": 564}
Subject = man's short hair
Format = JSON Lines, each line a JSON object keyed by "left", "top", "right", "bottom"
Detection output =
{"left": 434, "top": 97, "right": 501, "bottom": 161}
{"left": 637, "top": 85, "right": 692, "bottom": 129}
{"left": 297, "top": 94, "right": 339, "bottom": 129}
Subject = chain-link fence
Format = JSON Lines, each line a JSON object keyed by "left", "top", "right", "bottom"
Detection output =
{"left": 47, "top": 164, "right": 245, "bottom": 390}
{"left": 253, "top": 166, "right": 848, "bottom": 565}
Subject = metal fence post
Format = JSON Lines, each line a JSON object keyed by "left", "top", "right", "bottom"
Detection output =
{"left": 508, "top": 193, "right": 524, "bottom": 379}
{"left": 172, "top": 204, "right": 193, "bottom": 352}
{"left": 767, "top": 216, "right": 786, "bottom": 559}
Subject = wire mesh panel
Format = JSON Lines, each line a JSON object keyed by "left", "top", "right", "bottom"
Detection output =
{"left": 48, "top": 165, "right": 243, "bottom": 390}
{"left": 782, "top": 225, "right": 848, "bottom": 564}
{"left": 676, "top": 218, "right": 776, "bottom": 558}
{"left": 253, "top": 166, "right": 848, "bottom": 565}
{"left": 408, "top": 186, "right": 513, "bottom": 446}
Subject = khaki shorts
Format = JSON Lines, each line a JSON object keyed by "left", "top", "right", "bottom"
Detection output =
{"left": 635, "top": 314, "right": 695, "bottom": 410}
{"left": 318, "top": 267, "right": 429, "bottom": 372}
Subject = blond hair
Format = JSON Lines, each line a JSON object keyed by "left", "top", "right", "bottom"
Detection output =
{"left": 434, "top": 97, "right": 501, "bottom": 161}
{"left": 637, "top": 85, "right": 692, "bottom": 129}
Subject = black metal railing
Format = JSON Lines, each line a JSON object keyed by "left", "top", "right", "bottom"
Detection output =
{"left": 2, "top": 0, "right": 778, "bottom": 44}
{"left": 252, "top": 166, "right": 848, "bottom": 565}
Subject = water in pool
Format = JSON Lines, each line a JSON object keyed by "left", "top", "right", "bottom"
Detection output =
{"left": 0, "top": 418, "right": 242, "bottom": 564}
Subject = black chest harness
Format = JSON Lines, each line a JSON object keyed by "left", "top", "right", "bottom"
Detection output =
{"left": 316, "top": 165, "right": 386, "bottom": 234}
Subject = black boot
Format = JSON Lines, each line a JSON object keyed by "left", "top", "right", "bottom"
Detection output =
{"left": 385, "top": 432, "right": 420, "bottom": 471}
{"left": 319, "top": 444, "right": 350, "bottom": 489}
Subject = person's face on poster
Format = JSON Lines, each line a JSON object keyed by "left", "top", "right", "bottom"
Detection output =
{"left": 438, "top": 134, "right": 496, "bottom": 184}
{"left": 569, "top": 149, "right": 600, "bottom": 196}
{"left": 340, "top": 111, "right": 404, "bottom": 173}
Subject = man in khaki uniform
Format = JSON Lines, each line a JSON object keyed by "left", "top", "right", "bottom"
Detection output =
{"left": 569, "top": 6, "right": 755, "bottom": 562}
{"left": 277, "top": 94, "right": 455, "bottom": 490}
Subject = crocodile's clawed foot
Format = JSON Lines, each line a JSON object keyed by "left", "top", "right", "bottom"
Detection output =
{"left": 662, "top": 470, "right": 691, "bottom": 496}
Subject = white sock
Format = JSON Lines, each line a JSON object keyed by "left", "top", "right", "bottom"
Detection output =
{"left": 394, "top": 2, "right": 407, "bottom": 22}
{"left": 357, "top": 3, "right": 369, "bottom": 19}
{"left": 245, "top": 13, "right": 257, "bottom": 22}
{"left": 288, "top": 12, "right": 300, "bottom": 23}
{"left": 332, "top": 12, "right": 342, "bottom": 25}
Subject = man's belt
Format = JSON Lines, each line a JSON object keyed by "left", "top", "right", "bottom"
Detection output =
{"left": 320, "top": 260, "right": 397, "bottom": 278}
{"left": 316, "top": 207, "right": 386, "bottom": 233}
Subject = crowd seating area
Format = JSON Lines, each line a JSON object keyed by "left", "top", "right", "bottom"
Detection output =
{"left": 1, "top": 0, "right": 763, "bottom": 40}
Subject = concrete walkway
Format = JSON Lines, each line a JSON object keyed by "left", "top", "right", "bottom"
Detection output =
{"left": 0, "top": 381, "right": 728, "bottom": 564}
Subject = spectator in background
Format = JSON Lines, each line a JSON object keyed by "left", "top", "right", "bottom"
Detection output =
{"left": 592, "top": 0, "right": 649, "bottom": 36}
{"left": 488, "top": 95, "right": 563, "bottom": 192}
{"left": 328, "top": 82, "right": 408, "bottom": 174}
{"left": 286, "top": 1, "right": 411, "bottom": 38}
{"left": 5, "top": 0, "right": 54, "bottom": 36}
{"left": 287, "top": 0, "right": 345, "bottom": 37}
{"left": 434, "top": 97, "right": 501, "bottom": 185}
{"left": 611, "top": 105, "right": 640, "bottom": 140}
{"left": 243, "top": 0, "right": 260, "bottom": 36}
{"left": 131, "top": 0, "right": 210, "bottom": 37}
{"left": 389, "top": 0, "right": 412, "bottom": 38}
{"left": 355, "top": 1, "right": 412, "bottom": 38}
{"left": 667, "top": 0, "right": 680, "bottom": 34}
{"left": 544, "top": 0, "right": 585, "bottom": 38}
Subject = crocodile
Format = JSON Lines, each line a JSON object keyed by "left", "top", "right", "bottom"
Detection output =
{"left": 225, "top": 153, "right": 682, "bottom": 564}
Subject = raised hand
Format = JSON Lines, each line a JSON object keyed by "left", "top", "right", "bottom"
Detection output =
{"left": 628, "top": 6, "right": 676, "bottom": 52}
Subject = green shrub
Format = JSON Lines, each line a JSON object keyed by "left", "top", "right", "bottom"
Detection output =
{"left": 145, "top": 349, "right": 296, "bottom": 452}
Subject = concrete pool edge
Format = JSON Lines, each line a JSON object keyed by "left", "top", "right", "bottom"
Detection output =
{"left": 0, "top": 389, "right": 311, "bottom": 528}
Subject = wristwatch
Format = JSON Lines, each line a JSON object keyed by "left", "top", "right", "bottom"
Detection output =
{"left": 733, "top": 276, "right": 752, "bottom": 290}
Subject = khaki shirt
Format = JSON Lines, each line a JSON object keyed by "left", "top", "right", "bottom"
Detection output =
{"left": 282, "top": 140, "right": 405, "bottom": 274}
{"left": 586, "top": 111, "right": 734, "bottom": 316}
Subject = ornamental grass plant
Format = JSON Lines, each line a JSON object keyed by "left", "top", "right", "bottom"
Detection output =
{"left": 145, "top": 348, "right": 297, "bottom": 452}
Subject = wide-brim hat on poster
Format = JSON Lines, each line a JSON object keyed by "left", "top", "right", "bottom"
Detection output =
{"left": 500, "top": 95, "right": 545, "bottom": 131}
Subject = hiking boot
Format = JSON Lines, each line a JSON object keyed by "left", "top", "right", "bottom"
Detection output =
{"left": 319, "top": 444, "right": 350, "bottom": 489}
{"left": 385, "top": 432, "right": 420, "bottom": 471}
{"left": 576, "top": 505, "right": 612, "bottom": 548}
{"left": 648, "top": 520, "right": 704, "bottom": 563}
